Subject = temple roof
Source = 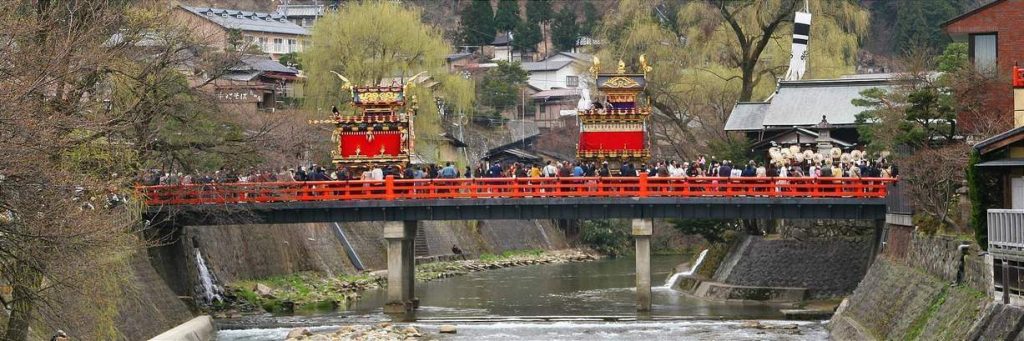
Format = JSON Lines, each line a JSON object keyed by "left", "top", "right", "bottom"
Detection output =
{"left": 726, "top": 75, "right": 896, "bottom": 131}
{"left": 724, "top": 103, "right": 769, "bottom": 131}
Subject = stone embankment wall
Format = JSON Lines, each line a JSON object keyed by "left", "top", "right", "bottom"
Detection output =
{"left": 827, "top": 226, "right": 1024, "bottom": 340}
{"left": 175, "top": 220, "right": 568, "bottom": 287}
{"left": 712, "top": 235, "right": 874, "bottom": 299}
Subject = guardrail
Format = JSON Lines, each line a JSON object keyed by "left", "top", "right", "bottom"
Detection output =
{"left": 989, "top": 209, "right": 1024, "bottom": 254}
{"left": 137, "top": 175, "right": 895, "bottom": 206}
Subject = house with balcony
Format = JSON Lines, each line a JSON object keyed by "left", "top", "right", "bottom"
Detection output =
{"left": 209, "top": 56, "right": 300, "bottom": 114}
{"left": 276, "top": 4, "right": 326, "bottom": 28}
{"left": 173, "top": 6, "right": 310, "bottom": 61}
{"left": 973, "top": 66, "right": 1024, "bottom": 304}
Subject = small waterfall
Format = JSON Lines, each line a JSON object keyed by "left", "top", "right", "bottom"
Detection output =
{"left": 195, "top": 249, "right": 222, "bottom": 303}
{"left": 661, "top": 249, "right": 709, "bottom": 289}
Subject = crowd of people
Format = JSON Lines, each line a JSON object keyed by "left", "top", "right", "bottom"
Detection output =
{"left": 138, "top": 154, "right": 895, "bottom": 187}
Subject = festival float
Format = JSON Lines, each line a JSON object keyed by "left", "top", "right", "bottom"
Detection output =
{"left": 310, "top": 73, "right": 422, "bottom": 172}
{"left": 576, "top": 56, "right": 653, "bottom": 168}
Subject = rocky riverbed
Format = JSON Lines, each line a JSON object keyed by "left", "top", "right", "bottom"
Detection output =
{"left": 218, "top": 249, "right": 599, "bottom": 316}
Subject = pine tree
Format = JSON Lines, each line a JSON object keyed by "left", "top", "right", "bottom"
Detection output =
{"left": 512, "top": 19, "right": 542, "bottom": 54}
{"left": 494, "top": 0, "right": 521, "bottom": 33}
{"left": 580, "top": 2, "right": 599, "bottom": 37}
{"left": 460, "top": 0, "right": 495, "bottom": 46}
{"left": 550, "top": 6, "right": 578, "bottom": 52}
{"left": 525, "top": 0, "right": 552, "bottom": 23}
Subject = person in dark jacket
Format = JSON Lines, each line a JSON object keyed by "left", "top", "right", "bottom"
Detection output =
{"left": 718, "top": 161, "right": 732, "bottom": 178}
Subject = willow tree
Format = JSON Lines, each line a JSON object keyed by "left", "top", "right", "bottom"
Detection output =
{"left": 595, "top": 0, "right": 869, "bottom": 160}
{"left": 303, "top": 1, "right": 474, "bottom": 159}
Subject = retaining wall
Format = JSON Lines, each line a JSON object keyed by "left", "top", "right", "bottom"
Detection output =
{"left": 828, "top": 226, "right": 1010, "bottom": 340}
{"left": 714, "top": 235, "right": 874, "bottom": 298}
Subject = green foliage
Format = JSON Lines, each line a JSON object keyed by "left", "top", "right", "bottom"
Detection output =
{"left": 905, "top": 287, "right": 948, "bottom": 340}
{"left": 670, "top": 219, "right": 740, "bottom": 243}
{"left": 479, "top": 248, "right": 545, "bottom": 262}
{"left": 551, "top": 6, "right": 579, "bottom": 52}
{"left": 968, "top": 150, "right": 1001, "bottom": 249}
{"left": 278, "top": 52, "right": 302, "bottom": 70}
{"left": 512, "top": 19, "right": 541, "bottom": 54}
{"left": 580, "top": 220, "right": 632, "bottom": 256}
{"left": 579, "top": 2, "right": 599, "bottom": 37}
{"left": 460, "top": 0, "right": 495, "bottom": 45}
{"left": 853, "top": 78, "right": 956, "bottom": 154}
{"left": 303, "top": 1, "right": 474, "bottom": 158}
{"left": 525, "top": 0, "right": 552, "bottom": 24}
{"left": 937, "top": 43, "right": 968, "bottom": 73}
{"left": 493, "top": 0, "right": 520, "bottom": 32}
{"left": 872, "top": 0, "right": 965, "bottom": 54}
{"left": 479, "top": 61, "right": 528, "bottom": 112}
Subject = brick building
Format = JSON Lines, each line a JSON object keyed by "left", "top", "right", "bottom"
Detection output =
{"left": 942, "top": 0, "right": 1020, "bottom": 135}
{"left": 943, "top": 0, "right": 1024, "bottom": 77}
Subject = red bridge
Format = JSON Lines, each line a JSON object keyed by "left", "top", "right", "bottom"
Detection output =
{"left": 139, "top": 175, "right": 893, "bottom": 206}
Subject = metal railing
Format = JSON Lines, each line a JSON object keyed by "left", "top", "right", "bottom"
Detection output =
{"left": 136, "top": 175, "right": 895, "bottom": 206}
{"left": 989, "top": 209, "right": 1024, "bottom": 254}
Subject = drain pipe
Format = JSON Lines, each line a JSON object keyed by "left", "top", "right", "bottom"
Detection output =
{"left": 955, "top": 243, "right": 970, "bottom": 286}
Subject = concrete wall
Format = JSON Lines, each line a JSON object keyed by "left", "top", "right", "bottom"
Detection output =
{"left": 713, "top": 235, "right": 874, "bottom": 298}
{"left": 116, "top": 255, "right": 196, "bottom": 340}
{"left": 170, "top": 220, "right": 568, "bottom": 297}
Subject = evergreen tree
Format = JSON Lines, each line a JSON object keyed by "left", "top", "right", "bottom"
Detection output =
{"left": 460, "top": 0, "right": 495, "bottom": 46}
{"left": 494, "top": 0, "right": 521, "bottom": 33}
{"left": 525, "top": 0, "right": 552, "bottom": 23}
{"left": 479, "top": 61, "right": 528, "bottom": 112}
{"left": 550, "top": 6, "right": 579, "bottom": 52}
{"left": 579, "top": 2, "right": 599, "bottom": 37}
{"left": 873, "top": 0, "right": 967, "bottom": 54}
{"left": 513, "top": 19, "right": 542, "bottom": 54}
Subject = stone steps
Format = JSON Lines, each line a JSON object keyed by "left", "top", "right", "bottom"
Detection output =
{"left": 414, "top": 226, "right": 429, "bottom": 257}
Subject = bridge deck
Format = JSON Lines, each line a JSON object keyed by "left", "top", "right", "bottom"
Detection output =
{"left": 141, "top": 176, "right": 894, "bottom": 223}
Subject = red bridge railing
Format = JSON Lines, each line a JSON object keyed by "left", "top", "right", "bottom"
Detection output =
{"left": 137, "top": 175, "right": 895, "bottom": 206}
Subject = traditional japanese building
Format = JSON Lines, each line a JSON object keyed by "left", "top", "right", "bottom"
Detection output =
{"left": 576, "top": 58, "right": 652, "bottom": 166}
{"left": 312, "top": 79, "right": 417, "bottom": 172}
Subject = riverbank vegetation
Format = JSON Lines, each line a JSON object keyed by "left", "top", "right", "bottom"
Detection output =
{"left": 219, "top": 249, "right": 597, "bottom": 315}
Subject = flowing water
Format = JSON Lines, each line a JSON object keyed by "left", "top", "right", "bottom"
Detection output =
{"left": 216, "top": 255, "right": 828, "bottom": 340}
{"left": 196, "top": 250, "right": 223, "bottom": 303}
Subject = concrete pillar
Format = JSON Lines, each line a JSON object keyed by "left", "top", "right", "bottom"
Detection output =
{"left": 384, "top": 221, "right": 418, "bottom": 314}
{"left": 632, "top": 218, "right": 653, "bottom": 312}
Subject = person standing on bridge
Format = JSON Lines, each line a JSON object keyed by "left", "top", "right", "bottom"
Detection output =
{"left": 543, "top": 161, "right": 558, "bottom": 177}
{"left": 487, "top": 162, "right": 503, "bottom": 178}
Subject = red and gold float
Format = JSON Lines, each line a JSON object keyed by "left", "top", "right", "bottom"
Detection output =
{"left": 311, "top": 74, "right": 419, "bottom": 171}
{"left": 576, "top": 57, "right": 652, "bottom": 164}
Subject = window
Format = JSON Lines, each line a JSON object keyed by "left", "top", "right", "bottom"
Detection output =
{"left": 257, "top": 37, "right": 268, "bottom": 52}
{"left": 274, "top": 38, "right": 284, "bottom": 53}
{"left": 566, "top": 75, "right": 579, "bottom": 88}
{"left": 970, "top": 33, "right": 997, "bottom": 75}
{"left": 288, "top": 39, "right": 297, "bottom": 53}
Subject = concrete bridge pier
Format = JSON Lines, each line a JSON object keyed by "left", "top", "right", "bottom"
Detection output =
{"left": 384, "top": 220, "right": 418, "bottom": 314}
{"left": 632, "top": 218, "right": 653, "bottom": 312}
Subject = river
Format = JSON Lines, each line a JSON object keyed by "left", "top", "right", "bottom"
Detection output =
{"left": 217, "top": 255, "right": 828, "bottom": 340}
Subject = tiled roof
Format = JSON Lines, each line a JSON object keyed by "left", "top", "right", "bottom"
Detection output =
{"left": 760, "top": 77, "right": 894, "bottom": 127}
{"left": 531, "top": 88, "right": 581, "bottom": 99}
{"left": 232, "top": 56, "right": 298, "bottom": 74}
{"left": 181, "top": 6, "right": 309, "bottom": 36}
{"left": 520, "top": 60, "right": 574, "bottom": 72}
{"left": 724, "top": 102, "right": 769, "bottom": 131}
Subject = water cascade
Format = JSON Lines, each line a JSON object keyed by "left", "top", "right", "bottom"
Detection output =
{"left": 195, "top": 249, "right": 223, "bottom": 303}
{"left": 661, "top": 249, "right": 709, "bottom": 289}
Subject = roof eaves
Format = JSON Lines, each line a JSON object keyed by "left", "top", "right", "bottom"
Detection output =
{"left": 941, "top": 0, "right": 1006, "bottom": 28}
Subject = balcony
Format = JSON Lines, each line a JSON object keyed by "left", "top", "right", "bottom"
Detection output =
{"left": 989, "top": 209, "right": 1024, "bottom": 256}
